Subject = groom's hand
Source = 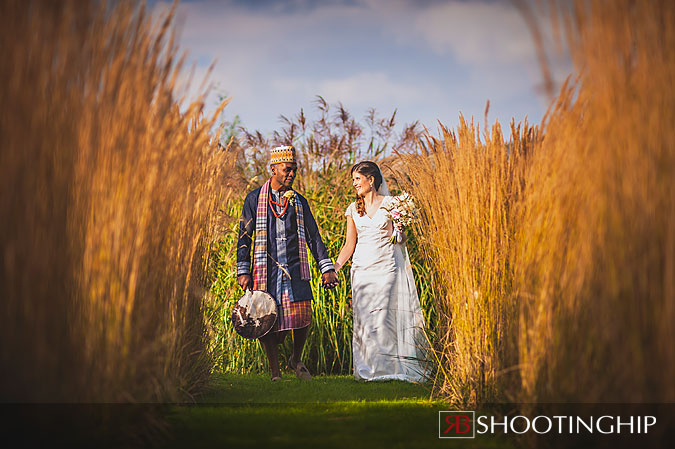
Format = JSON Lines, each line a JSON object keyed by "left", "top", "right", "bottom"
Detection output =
{"left": 238, "top": 274, "right": 252, "bottom": 292}
{"left": 322, "top": 270, "right": 338, "bottom": 289}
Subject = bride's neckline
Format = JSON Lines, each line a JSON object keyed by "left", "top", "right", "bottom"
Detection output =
{"left": 364, "top": 195, "right": 386, "bottom": 219}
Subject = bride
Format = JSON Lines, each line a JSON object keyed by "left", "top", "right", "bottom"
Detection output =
{"left": 334, "top": 161, "right": 428, "bottom": 382}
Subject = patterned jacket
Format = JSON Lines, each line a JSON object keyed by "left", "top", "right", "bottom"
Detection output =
{"left": 236, "top": 186, "right": 334, "bottom": 302}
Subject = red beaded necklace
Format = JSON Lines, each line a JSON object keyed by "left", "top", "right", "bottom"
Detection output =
{"left": 269, "top": 189, "right": 290, "bottom": 218}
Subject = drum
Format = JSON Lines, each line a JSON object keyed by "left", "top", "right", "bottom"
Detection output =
{"left": 232, "top": 290, "right": 277, "bottom": 339}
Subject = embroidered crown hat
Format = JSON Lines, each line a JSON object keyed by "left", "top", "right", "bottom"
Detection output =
{"left": 270, "top": 145, "right": 297, "bottom": 165}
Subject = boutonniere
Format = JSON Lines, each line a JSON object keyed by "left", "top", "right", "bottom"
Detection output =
{"left": 283, "top": 190, "right": 296, "bottom": 206}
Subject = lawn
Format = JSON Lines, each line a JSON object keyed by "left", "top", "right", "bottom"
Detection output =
{"left": 158, "top": 373, "right": 513, "bottom": 449}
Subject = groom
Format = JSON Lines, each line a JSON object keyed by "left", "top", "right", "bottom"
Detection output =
{"left": 236, "top": 145, "right": 338, "bottom": 381}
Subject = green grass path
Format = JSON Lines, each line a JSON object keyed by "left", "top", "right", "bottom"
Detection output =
{"left": 160, "top": 374, "right": 512, "bottom": 449}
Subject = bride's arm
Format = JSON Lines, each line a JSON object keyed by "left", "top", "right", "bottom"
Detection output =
{"left": 334, "top": 216, "right": 357, "bottom": 271}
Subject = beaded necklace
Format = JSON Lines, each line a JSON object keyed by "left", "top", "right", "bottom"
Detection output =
{"left": 268, "top": 189, "right": 290, "bottom": 219}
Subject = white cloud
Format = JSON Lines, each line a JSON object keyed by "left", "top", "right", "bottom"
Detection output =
{"left": 149, "top": 0, "right": 571, "bottom": 133}
{"left": 412, "top": 1, "right": 535, "bottom": 64}
{"left": 317, "top": 72, "right": 439, "bottom": 107}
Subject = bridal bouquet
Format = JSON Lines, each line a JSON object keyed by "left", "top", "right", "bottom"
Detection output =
{"left": 383, "top": 192, "right": 417, "bottom": 243}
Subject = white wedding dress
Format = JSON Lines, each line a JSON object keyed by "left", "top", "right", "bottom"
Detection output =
{"left": 346, "top": 196, "right": 429, "bottom": 382}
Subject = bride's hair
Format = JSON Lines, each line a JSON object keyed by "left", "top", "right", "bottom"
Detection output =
{"left": 351, "top": 161, "right": 383, "bottom": 217}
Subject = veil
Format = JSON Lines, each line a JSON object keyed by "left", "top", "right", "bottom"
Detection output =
{"left": 377, "top": 165, "right": 430, "bottom": 381}
{"left": 377, "top": 167, "right": 390, "bottom": 196}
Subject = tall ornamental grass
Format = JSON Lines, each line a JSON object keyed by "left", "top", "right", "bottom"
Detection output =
{"left": 399, "top": 118, "right": 535, "bottom": 404}
{"left": 0, "top": 0, "right": 233, "bottom": 402}
{"left": 516, "top": 0, "right": 675, "bottom": 403}
{"left": 401, "top": 0, "right": 674, "bottom": 407}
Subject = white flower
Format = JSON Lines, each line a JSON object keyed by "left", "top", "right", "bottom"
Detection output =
{"left": 283, "top": 190, "right": 296, "bottom": 205}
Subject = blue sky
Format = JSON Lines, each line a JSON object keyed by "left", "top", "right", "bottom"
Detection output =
{"left": 154, "top": 0, "right": 572, "bottom": 135}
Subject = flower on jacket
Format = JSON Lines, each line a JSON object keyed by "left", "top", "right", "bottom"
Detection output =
{"left": 283, "top": 189, "right": 296, "bottom": 205}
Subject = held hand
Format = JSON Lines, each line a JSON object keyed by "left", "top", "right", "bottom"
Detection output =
{"left": 238, "top": 274, "right": 252, "bottom": 292}
{"left": 390, "top": 225, "right": 406, "bottom": 244}
{"left": 321, "top": 270, "right": 339, "bottom": 289}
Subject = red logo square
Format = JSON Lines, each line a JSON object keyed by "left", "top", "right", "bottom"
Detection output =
{"left": 439, "top": 411, "right": 476, "bottom": 439}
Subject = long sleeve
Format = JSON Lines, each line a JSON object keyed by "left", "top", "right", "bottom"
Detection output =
{"left": 236, "top": 190, "right": 258, "bottom": 276}
{"left": 300, "top": 196, "right": 335, "bottom": 274}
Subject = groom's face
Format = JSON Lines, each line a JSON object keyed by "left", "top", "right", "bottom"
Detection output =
{"left": 271, "top": 162, "right": 297, "bottom": 190}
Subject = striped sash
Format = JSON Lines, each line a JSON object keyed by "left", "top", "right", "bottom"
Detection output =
{"left": 253, "top": 179, "right": 311, "bottom": 291}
